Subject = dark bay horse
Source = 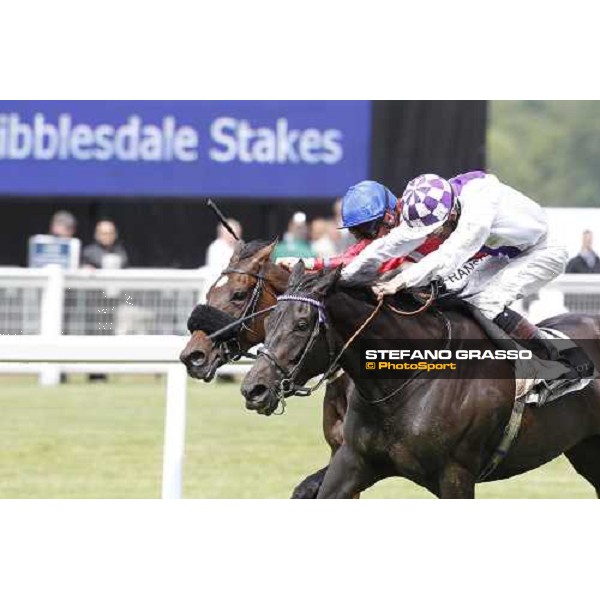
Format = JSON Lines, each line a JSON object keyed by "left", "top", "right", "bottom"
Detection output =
{"left": 242, "top": 263, "right": 600, "bottom": 498}
{"left": 179, "top": 239, "right": 353, "bottom": 498}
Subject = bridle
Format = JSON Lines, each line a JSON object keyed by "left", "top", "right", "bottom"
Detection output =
{"left": 256, "top": 293, "right": 338, "bottom": 401}
{"left": 255, "top": 281, "right": 450, "bottom": 411}
{"left": 210, "top": 265, "right": 278, "bottom": 362}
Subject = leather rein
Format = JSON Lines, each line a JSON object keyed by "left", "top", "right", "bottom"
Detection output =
{"left": 255, "top": 281, "right": 449, "bottom": 410}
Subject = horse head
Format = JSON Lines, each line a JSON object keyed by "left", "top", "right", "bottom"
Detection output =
{"left": 180, "top": 239, "right": 287, "bottom": 380}
{"left": 241, "top": 262, "right": 342, "bottom": 416}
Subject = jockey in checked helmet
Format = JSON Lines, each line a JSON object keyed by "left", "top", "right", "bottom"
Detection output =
{"left": 364, "top": 171, "right": 592, "bottom": 397}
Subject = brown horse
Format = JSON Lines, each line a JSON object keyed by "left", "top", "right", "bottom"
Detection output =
{"left": 242, "top": 263, "right": 600, "bottom": 498}
{"left": 179, "top": 239, "right": 353, "bottom": 498}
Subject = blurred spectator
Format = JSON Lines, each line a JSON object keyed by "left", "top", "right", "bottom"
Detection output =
{"left": 205, "top": 219, "right": 242, "bottom": 272}
{"left": 80, "top": 220, "right": 129, "bottom": 382}
{"left": 28, "top": 210, "right": 81, "bottom": 268}
{"left": 273, "top": 212, "right": 314, "bottom": 260}
{"left": 332, "top": 198, "right": 353, "bottom": 253}
{"left": 310, "top": 218, "right": 337, "bottom": 257}
{"left": 566, "top": 230, "right": 600, "bottom": 273}
{"left": 82, "top": 220, "right": 129, "bottom": 269}
{"left": 50, "top": 210, "right": 77, "bottom": 238}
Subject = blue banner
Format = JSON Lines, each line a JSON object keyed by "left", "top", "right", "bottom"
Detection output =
{"left": 0, "top": 101, "right": 371, "bottom": 198}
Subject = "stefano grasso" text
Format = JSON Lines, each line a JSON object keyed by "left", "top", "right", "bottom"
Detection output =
{"left": 364, "top": 349, "right": 533, "bottom": 360}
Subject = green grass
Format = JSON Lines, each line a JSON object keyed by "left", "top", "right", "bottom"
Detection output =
{"left": 0, "top": 376, "right": 595, "bottom": 498}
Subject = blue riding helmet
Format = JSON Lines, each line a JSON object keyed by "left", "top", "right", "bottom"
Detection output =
{"left": 339, "top": 180, "right": 397, "bottom": 229}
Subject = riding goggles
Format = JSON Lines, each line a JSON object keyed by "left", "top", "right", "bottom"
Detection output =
{"left": 349, "top": 218, "right": 382, "bottom": 240}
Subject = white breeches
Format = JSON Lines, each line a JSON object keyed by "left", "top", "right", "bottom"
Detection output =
{"left": 444, "top": 236, "right": 568, "bottom": 320}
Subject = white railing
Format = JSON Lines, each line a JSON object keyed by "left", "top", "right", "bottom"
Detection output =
{"left": 1, "top": 267, "right": 600, "bottom": 340}
{"left": 529, "top": 274, "right": 600, "bottom": 323}
{"left": 0, "top": 335, "right": 189, "bottom": 499}
{"left": 0, "top": 265, "right": 213, "bottom": 337}
{"left": 0, "top": 265, "right": 215, "bottom": 382}
{"left": 0, "top": 268, "right": 250, "bottom": 498}
{"left": 1, "top": 267, "right": 599, "bottom": 338}
{"left": 0, "top": 334, "right": 253, "bottom": 498}
{"left": 0, "top": 267, "right": 600, "bottom": 336}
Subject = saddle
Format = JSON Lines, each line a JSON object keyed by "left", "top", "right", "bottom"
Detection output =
{"left": 462, "top": 303, "right": 594, "bottom": 406}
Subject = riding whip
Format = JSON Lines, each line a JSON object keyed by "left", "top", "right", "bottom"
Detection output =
{"left": 206, "top": 199, "right": 240, "bottom": 240}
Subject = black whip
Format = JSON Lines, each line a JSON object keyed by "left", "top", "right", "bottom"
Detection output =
{"left": 206, "top": 199, "right": 240, "bottom": 241}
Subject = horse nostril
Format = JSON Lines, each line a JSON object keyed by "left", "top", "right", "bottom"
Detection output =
{"left": 244, "top": 383, "right": 268, "bottom": 402}
{"left": 187, "top": 351, "right": 206, "bottom": 367}
{"left": 252, "top": 384, "right": 268, "bottom": 399}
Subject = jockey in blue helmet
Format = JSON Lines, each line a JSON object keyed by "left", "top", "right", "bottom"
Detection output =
{"left": 277, "top": 180, "right": 401, "bottom": 272}
{"left": 339, "top": 180, "right": 400, "bottom": 240}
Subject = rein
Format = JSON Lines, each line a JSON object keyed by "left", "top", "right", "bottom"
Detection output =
{"left": 256, "top": 281, "right": 444, "bottom": 410}
{"left": 257, "top": 294, "right": 385, "bottom": 401}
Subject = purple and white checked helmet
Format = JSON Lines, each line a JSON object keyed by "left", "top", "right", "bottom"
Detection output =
{"left": 401, "top": 174, "right": 454, "bottom": 230}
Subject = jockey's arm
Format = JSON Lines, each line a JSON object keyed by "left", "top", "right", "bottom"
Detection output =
{"left": 276, "top": 239, "right": 371, "bottom": 271}
{"left": 340, "top": 227, "right": 425, "bottom": 285}
{"left": 398, "top": 177, "right": 501, "bottom": 289}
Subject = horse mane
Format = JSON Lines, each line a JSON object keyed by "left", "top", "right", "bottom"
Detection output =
{"left": 187, "top": 304, "right": 241, "bottom": 341}
{"left": 237, "top": 239, "right": 273, "bottom": 261}
{"left": 291, "top": 267, "right": 473, "bottom": 317}
{"left": 336, "top": 281, "right": 474, "bottom": 316}
{"left": 289, "top": 270, "right": 323, "bottom": 293}
{"left": 334, "top": 280, "right": 426, "bottom": 310}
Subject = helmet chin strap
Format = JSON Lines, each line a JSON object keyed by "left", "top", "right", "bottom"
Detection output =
{"left": 382, "top": 207, "right": 397, "bottom": 228}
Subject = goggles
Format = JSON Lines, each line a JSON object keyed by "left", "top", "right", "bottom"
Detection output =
{"left": 348, "top": 218, "right": 382, "bottom": 240}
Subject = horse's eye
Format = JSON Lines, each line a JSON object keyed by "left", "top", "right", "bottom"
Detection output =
{"left": 296, "top": 319, "right": 309, "bottom": 331}
{"left": 232, "top": 290, "right": 248, "bottom": 301}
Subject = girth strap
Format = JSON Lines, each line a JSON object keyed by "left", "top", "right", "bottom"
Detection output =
{"left": 477, "top": 396, "right": 526, "bottom": 482}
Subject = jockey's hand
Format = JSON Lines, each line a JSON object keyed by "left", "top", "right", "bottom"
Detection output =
{"left": 372, "top": 273, "right": 406, "bottom": 301}
{"left": 276, "top": 257, "right": 300, "bottom": 271}
{"left": 276, "top": 257, "right": 315, "bottom": 271}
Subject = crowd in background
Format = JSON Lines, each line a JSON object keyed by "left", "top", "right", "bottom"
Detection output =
{"left": 203, "top": 199, "right": 352, "bottom": 275}
{"left": 36, "top": 210, "right": 129, "bottom": 271}
{"left": 33, "top": 205, "right": 600, "bottom": 277}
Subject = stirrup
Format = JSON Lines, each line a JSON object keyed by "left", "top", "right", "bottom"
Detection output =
{"left": 534, "top": 378, "right": 576, "bottom": 406}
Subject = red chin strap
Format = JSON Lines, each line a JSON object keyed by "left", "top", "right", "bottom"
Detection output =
{"left": 382, "top": 208, "right": 397, "bottom": 229}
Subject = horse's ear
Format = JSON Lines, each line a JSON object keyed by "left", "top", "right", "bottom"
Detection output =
{"left": 312, "top": 266, "right": 342, "bottom": 296}
{"left": 230, "top": 240, "right": 245, "bottom": 262}
{"left": 250, "top": 238, "right": 278, "bottom": 267}
{"left": 288, "top": 259, "right": 306, "bottom": 287}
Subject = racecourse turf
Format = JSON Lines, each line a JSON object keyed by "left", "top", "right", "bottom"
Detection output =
{"left": 0, "top": 376, "right": 595, "bottom": 499}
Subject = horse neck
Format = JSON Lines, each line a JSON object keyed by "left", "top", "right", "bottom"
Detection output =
{"left": 324, "top": 291, "right": 483, "bottom": 402}
{"left": 325, "top": 289, "right": 440, "bottom": 343}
